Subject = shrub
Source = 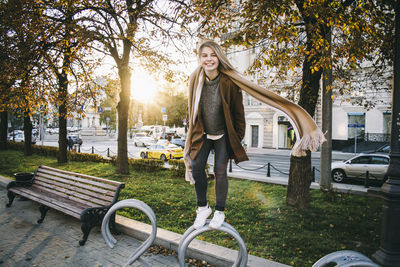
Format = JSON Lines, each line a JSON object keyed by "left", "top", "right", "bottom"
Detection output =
{"left": 110, "top": 156, "right": 165, "bottom": 172}
{"left": 169, "top": 159, "right": 185, "bottom": 177}
{"left": 8, "top": 142, "right": 58, "bottom": 157}
{"left": 128, "top": 158, "right": 164, "bottom": 172}
{"left": 33, "top": 145, "right": 59, "bottom": 157}
{"left": 168, "top": 159, "right": 211, "bottom": 179}
{"left": 7, "top": 141, "right": 107, "bottom": 163}
{"left": 109, "top": 155, "right": 117, "bottom": 165}
{"left": 67, "top": 152, "right": 109, "bottom": 163}
{"left": 7, "top": 141, "right": 168, "bottom": 172}
{"left": 7, "top": 141, "right": 24, "bottom": 151}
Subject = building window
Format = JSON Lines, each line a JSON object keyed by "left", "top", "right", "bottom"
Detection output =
{"left": 251, "top": 125, "right": 259, "bottom": 147}
{"left": 383, "top": 111, "right": 391, "bottom": 134}
{"left": 278, "top": 116, "right": 288, "bottom": 122}
{"left": 247, "top": 95, "right": 253, "bottom": 106}
{"left": 348, "top": 113, "right": 365, "bottom": 139}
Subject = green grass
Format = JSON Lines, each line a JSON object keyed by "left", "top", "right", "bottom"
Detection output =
{"left": 0, "top": 150, "right": 382, "bottom": 266}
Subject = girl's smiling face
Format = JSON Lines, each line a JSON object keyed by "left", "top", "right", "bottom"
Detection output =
{"left": 200, "top": 46, "right": 219, "bottom": 73}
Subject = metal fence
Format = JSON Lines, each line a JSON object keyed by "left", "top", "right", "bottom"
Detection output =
{"left": 364, "top": 133, "right": 390, "bottom": 142}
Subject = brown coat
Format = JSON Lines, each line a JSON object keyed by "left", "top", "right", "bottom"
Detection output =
{"left": 186, "top": 73, "right": 249, "bottom": 163}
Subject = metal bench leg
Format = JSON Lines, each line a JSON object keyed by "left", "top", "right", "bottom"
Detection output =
{"left": 6, "top": 191, "right": 16, "bottom": 207}
{"left": 38, "top": 205, "right": 50, "bottom": 223}
{"left": 109, "top": 213, "right": 120, "bottom": 235}
{"left": 80, "top": 221, "right": 94, "bottom": 246}
{"left": 80, "top": 207, "right": 108, "bottom": 246}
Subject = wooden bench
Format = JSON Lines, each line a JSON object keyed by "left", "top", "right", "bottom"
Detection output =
{"left": 6, "top": 165, "right": 125, "bottom": 246}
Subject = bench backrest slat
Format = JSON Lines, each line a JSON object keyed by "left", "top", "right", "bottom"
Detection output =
{"left": 37, "top": 168, "right": 118, "bottom": 191}
{"left": 32, "top": 183, "right": 110, "bottom": 207}
{"left": 35, "top": 173, "right": 115, "bottom": 199}
{"left": 30, "top": 166, "right": 124, "bottom": 208}
{"left": 40, "top": 165, "right": 121, "bottom": 186}
{"left": 34, "top": 178, "right": 114, "bottom": 205}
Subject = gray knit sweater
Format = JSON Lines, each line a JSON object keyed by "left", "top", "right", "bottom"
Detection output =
{"left": 200, "top": 75, "right": 225, "bottom": 135}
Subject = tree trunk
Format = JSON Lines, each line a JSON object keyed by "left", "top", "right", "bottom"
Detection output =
{"left": 116, "top": 64, "right": 131, "bottom": 174}
{"left": 23, "top": 112, "right": 33, "bottom": 156}
{"left": 320, "top": 26, "right": 333, "bottom": 190}
{"left": 57, "top": 74, "right": 68, "bottom": 163}
{"left": 0, "top": 111, "right": 7, "bottom": 150}
{"left": 287, "top": 152, "right": 312, "bottom": 209}
{"left": 286, "top": 13, "right": 323, "bottom": 207}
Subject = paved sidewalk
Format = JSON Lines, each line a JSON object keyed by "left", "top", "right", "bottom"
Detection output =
{"left": 0, "top": 184, "right": 179, "bottom": 267}
{"left": 0, "top": 176, "right": 288, "bottom": 267}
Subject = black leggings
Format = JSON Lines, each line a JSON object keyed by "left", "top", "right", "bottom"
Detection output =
{"left": 191, "top": 135, "right": 229, "bottom": 211}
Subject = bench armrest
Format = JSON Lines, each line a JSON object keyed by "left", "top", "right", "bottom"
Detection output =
{"left": 80, "top": 205, "right": 111, "bottom": 223}
{"left": 6, "top": 180, "right": 34, "bottom": 190}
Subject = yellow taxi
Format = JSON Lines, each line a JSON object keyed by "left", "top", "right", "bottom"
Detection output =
{"left": 140, "top": 144, "right": 183, "bottom": 161}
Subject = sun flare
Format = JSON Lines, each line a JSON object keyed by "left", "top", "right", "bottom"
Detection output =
{"left": 131, "top": 70, "right": 159, "bottom": 103}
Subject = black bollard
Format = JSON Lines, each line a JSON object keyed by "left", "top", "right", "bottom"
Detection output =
{"left": 312, "top": 166, "right": 315, "bottom": 182}
{"left": 107, "top": 148, "right": 110, "bottom": 157}
{"left": 91, "top": 146, "right": 94, "bottom": 154}
{"left": 78, "top": 144, "right": 81, "bottom": 153}
{"left": 229, "top": 159, "right": 232, "bottom": 173}
{"left": 365, "top": 171, "right": 369, "bottom": 188}
{"left": 267, "top": 163, "right": 271, "bottom": 177}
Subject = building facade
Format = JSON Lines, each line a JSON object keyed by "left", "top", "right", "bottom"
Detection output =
{"left": 226, "top": 46, "right": 392, "bottom": 150}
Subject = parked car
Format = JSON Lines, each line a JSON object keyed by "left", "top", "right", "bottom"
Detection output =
{"left": 134, "top": 136, "right": 156, "bottom": 147}
{"left": 140, "top": 144, "right": 183, "bottom": 161}
{"left": 331, "top": 153, "right": 389, "bottom": 183}
{"left": 156, "top": 139, "right": 171, "bottom": 146}
{"left": 134, "top": 132, "right": 148, "bottom": 138}
{"left": 160, "top": 131, "right": 176, "bottom": 140}
{"left": 68, "top": 135, "right": 82, "bottom": 145}
{"left": 8, "top": 130, "right": 23, "bottom": 138}
{"left": 375, "top": 144, "right": 390, "bottom": 154}
{"left": 8, "top": 133, "right": 37, "bottom": 144}
{"left": 171, "top": 138, "right": 185, "bottom": 148}
{"left": 46, "top": 128, "right": 59, "bottom": 134}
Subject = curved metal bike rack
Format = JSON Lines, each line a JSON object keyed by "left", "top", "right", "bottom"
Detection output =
{"left": 101, "top": 199, "right": 157, "bottom": 265}
{"left": 178, "top": 220, "right": 248, "bottom": 267}
{"left": 312, "top": 250, "right": 380, "bottom": 267}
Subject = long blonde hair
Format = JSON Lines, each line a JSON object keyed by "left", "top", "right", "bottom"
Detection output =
{"left": 198, "top": 40, "right": 235, "bottom": 72}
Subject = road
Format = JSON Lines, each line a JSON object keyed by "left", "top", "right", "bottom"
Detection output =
{"left": 41, "top": 135, "right": 353, "bottom": 182}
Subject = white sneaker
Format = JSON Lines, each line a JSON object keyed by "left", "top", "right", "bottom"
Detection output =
{"left": 193, "top": 206, "right": 212, "bottom": 229}
{"left": 209, "top": 211, "right": 225, "bottom": 229}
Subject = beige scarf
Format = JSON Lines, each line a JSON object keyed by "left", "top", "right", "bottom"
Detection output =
{"left": 184, "top": 67, "right": 326, "bottom": 183}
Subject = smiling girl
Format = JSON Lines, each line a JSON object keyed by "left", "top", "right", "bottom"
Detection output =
{"left": 184, "top": 40, "right": 248, "bottom": 229}
{"left": 184, "top": 39, "right": 326, "bottom": 231}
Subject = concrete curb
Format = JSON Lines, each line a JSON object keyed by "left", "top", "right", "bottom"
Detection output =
{"left": 0, "top": 175, "right": 288, "bottom": 267}
{"left": 115, "top": 216, "right": 287, "bottom": 267}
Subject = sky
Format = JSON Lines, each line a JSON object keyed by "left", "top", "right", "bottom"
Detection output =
{"left": 95, "top": 42, "right": 198, "bottom": 104}
{"left": 130, "top": 69, "right": 161, "bottom": 103}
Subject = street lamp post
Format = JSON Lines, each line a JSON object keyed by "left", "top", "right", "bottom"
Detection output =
{"left": 372, "top": 2, "right": 400, "bottom": 266}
